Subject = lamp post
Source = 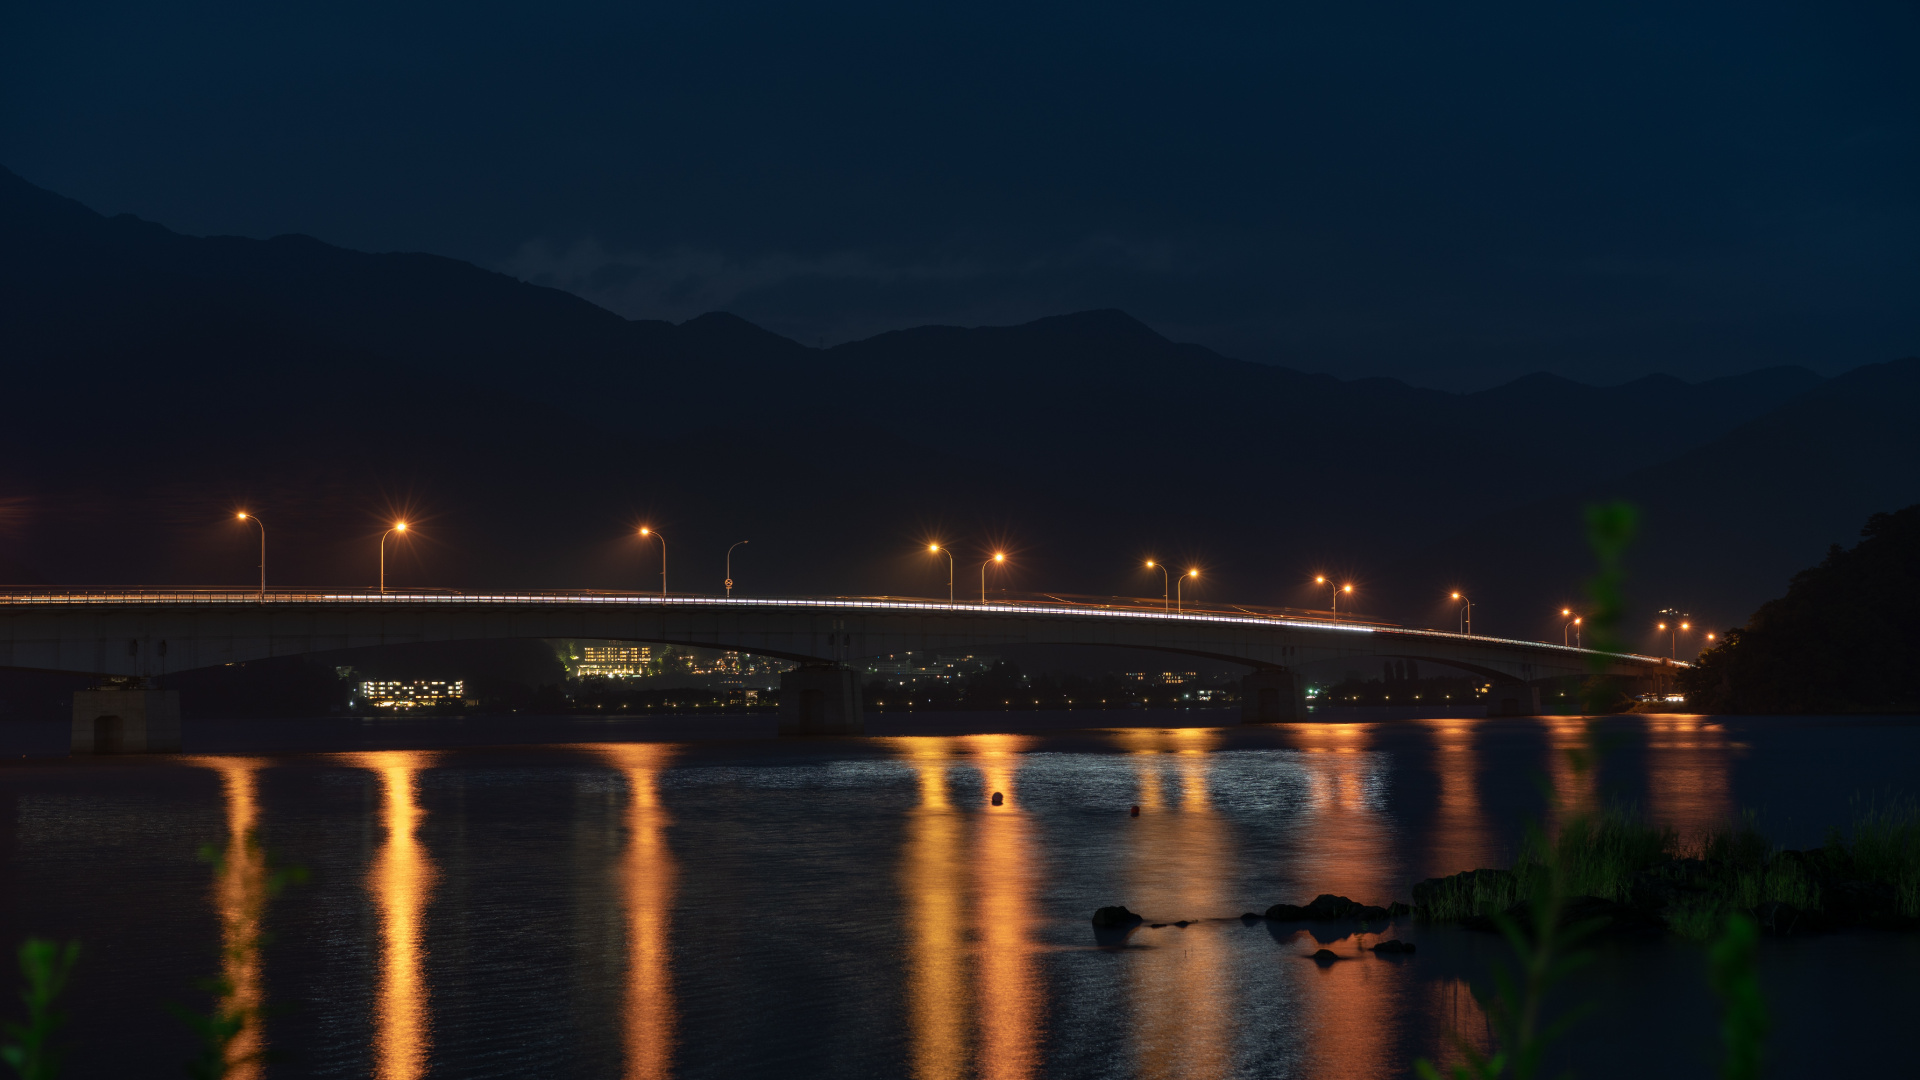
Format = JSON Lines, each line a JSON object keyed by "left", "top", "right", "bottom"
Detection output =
{"left": 1655, "top": 608, "right": 1690, "bottom": 659}
{"left": 981, "top": 552, "right": 1005, "bottom": 603}
{"left": 929, "top": 544, "right": 954, "bottom": 603}
{"left": 236, "top": 512, "right": 265, "bottom": 599}
{"left": 1315, "top": 576, "right": 1352, "bottom": 619}
{"left": 725, "top": 540, "right": 748, "bottom": 597}
{"left": 1177, "top": 568, "right": 1198, "bottom": 614}
{"left": 1146, "top": 561, "right": 1169, "bottom": 612}
{"left": 379, "top": 522, "right": 408, "bottom": 594}
{"left": 639, "top": 528, "right": 666, "bottom": 598}
{"left": 1562, "top": 609, "right": 1584, "bottom": 648}
{"left": 1451, "top": 591, "right": 1472, "bottom": 635}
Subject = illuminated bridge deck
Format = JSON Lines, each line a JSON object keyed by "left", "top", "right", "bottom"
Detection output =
{"left": 0, "top": 589, "right": 1681, "bottom": 685}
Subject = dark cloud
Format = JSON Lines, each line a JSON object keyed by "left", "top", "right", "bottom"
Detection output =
{"left": 2, "top": 0, "right": 1915, "bottom": 388}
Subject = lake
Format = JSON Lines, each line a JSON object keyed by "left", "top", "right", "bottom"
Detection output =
{"left": 3, "top": 709, "right": 1917, "bottom": 1078}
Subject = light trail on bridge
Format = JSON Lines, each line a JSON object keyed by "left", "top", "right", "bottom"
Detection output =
{"left": 0, "top": 589, "right": 1675, "bottom": 666}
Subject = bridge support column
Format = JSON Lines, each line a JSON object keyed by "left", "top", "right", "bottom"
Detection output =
{"left": 1485, "top": 682, "right": 1541, "bottom": 717}
{"left": 72, "top": 681, "right": 181, "bottom": 754}
{"left": 778, "top": 664, "right": 864, "bottom": 736}
{"left": 1241, "top": 666, "right": 1306, "bottom": 724}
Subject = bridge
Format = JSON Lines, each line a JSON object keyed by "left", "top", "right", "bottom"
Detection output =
{"left": 0, "top": 589, "right": 1682, "bottom": 751}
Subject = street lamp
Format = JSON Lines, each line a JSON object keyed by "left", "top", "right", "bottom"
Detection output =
{"left": 1146, "top": 560, "right": 1169, "bottom": 612}
{"left": 1314, "top": 576, "right": 1353, "bottom": 618}
{"left": 928, "top": 544, "right": 954, "bottom": 603}
{"left": 379, "top": 522, "right": 408, "bottom": 595}
{"left": 1451, "top": 591, "right": 1472, "bottom": 635}
{"left": 639, "top": 527, "right": 666, "bottom": 598}
{"left": 1562, "top": 609, "right": 1584, "bottom": 648}
{"left": 981, "top": 552, "right": 1005, "bottom": 603}
{"left": 725, "top": 540, "right": 748, "bottom": 597}
{"left": 1177, "top": 568, "right": 1198, "bottom": 614}
{"left": 236, "top": 512, "right": 265, "bottom": 599}
{"left": 1655, "top": 608, "right": 1690, "bottom": 659}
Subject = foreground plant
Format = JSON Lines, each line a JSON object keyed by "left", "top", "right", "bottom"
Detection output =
{"left": 1, "top": 939, "right": 80, "bottom": 1080}
{"left": 1707, "top": 913, "right": 1767, "bottom": 1080}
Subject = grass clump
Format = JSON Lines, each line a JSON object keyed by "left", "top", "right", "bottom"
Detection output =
{"left": 1842, "top": 798, "right": 1920, "bottom": 918}
{"left": 1417, "top": 870, "right": 1525, "bottom": 922}
{"left": 1522, "top": 808, "right": 1676, "bottom": 904}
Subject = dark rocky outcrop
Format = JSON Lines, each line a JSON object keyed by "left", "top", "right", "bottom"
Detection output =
{"left": 1264, "top": 894, "right": 1393, "bottom": 921}
{"left": 1370, "top": 939, "right": 1416, "bottom": 953}
{"left": 1308, "top": 949, "right": 1342, "bottom": 965}
{"left": 1091, "top": 905, "right": 1144, "bottom": 927}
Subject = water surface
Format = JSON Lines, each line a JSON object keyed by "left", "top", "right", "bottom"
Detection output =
{"left": 3, "top": 709, "right": 1916, "bottom": 1078}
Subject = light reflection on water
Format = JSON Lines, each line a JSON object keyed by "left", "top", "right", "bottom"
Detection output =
{"left": 346, "top": 750, "right": 439, "bottom": 1080}
{"left": 1643, "top": 716, "right": 1735, "bottom": 838}
{"left": 1119, "top": 729, "right": 1233, "bottom": 1079}
{"left": 185, "top": 755, "right": 270, "bottom": 1080}
{"left": 596, "top": 743, "right": 679, "bottom": 1080}
{"left": 7, "top": 713, "right": 1919, "bottom": 1078}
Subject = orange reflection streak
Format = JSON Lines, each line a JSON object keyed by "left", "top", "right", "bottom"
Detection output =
{"left": 1286, "top": 723, "right": 1395, "bottom": 904}
{"left": 598, "top": 744, "right": 680, "bottom": 1080}
{"left": 1642, "top": 715, "right": 1734, "bottom": 838}
{"left": 1420, "top": 719, "right": 1493, "bottom": 877}
{"left": 349, "top": 751, "right": 439, "bottom": 1080}
{"left": 186, "top": 756, "right": 270, "bottom": 1080}
{"left": 1542, "top": 718, "right": 1598, "bottom": 826}
{"left": 961, "top": 734, "right": 1041, "bottom": 1080}
{"left": 1122, "top": 729, "right": 1232, "bottom": 1079}
{"left": 898, "top": 738, "right": 970, "bottom": 1080}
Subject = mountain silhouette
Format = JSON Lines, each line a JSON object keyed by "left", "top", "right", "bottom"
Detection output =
{"left": 2, "top": 163, "right": 1908, "bottom": 647}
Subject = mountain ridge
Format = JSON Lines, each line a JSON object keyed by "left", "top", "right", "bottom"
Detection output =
{"left": 2, "top": 162, "right": 1905, "bottom": 649}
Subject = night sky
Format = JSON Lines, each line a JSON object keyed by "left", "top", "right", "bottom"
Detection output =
{"left": 3, "top": 0, "right": 1915, "bottom": 389}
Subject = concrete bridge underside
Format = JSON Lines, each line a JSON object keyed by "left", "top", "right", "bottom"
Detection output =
{"left": 0, "top": 593, "right": 1681, "bottom": 748}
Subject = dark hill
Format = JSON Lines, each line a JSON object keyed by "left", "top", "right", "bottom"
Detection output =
{"left": 1682, "top": 505, "right": 1920, "bottom": 712}
{"left": 0, "top": 163, "right": 1896, "bottom": 643}
{"left": 1381, "top": 358, "right": 1920, "bottom": 645}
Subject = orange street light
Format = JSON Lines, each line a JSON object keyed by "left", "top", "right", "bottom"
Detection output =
{"left": 379, "top": 521, "right": 409, "bottom": 594}
{"left": 236, "top": 512, "right": 265, "bottom": 599}
{"left": 639, "top": 527, "right": 666, "bottom": 598}
{"left": 1146, "top": 560, "right": 1169, "bottom": 612}
{"left": 1177, "top": 568, "right": 1199, "bottom": 614}
{"left": 1450, "top": 591, "right": 1472, "bottom": 635}
{"left": 1564, "top": 614, "right": 1583, "bottom": 648}
{"left": 928, "top": 543, "right": 954, "bottom": 603}
{"left": 1656, "top": 608, "right": 1690, "bottom": 658}
{"left": 981, "top": 552, "right": 1006, "bottom": 604}
{"left": 1315, "top": 575, "right": 1353, "bottom": 619}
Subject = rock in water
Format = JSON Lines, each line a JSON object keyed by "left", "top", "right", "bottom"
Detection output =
{"left": 1091, "top": 905, "right": 1144, "bottom": 927}
{"left": 1266, "top": 895, "right": 1396, "bottom": 921}
{"left": 1309, "top": 949, "right": 1341, "bottom": 965}
{"left": 991, "top": 791, "right": 1004, "bottom": 805}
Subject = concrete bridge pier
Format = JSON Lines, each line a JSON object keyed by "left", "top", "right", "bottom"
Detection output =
{"left": 778, "top": 664, "right": 865, "bottom": 736}
{"left": 1240, "top": 666, "right": 1306, "bottom": 724}
{"left": 72, "top": 679, "right": 181, "bottom": 754}
{"left": 1485, "top": 682, "right": 1542, "bottom": 717}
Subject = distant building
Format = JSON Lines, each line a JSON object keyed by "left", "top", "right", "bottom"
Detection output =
{"left": 1124, "top": 671, "right": 1199, "bottom": 686}
{"left": 578, "top": 645, "right": 651, "bottom": 677}
{"left": 359, "top": 680, "right": 465, "bottom": 708}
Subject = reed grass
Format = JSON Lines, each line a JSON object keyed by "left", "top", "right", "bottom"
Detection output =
{"left": 1522, "top": 808, "right": 1676, "bottom": 904}
{"left": 1844, "top": 798, "right": 1920, "bottom": 918}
